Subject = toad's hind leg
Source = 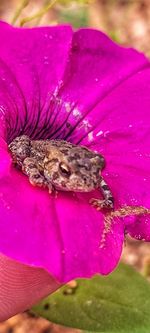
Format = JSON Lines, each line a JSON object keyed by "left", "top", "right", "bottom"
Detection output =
{"left": 9, "top": 135, "right": 31, "bottom": 166}
{"left": 22, "top": 157, "right": 52, "bottom": 191}
{"left": 90, "top": 177, "right": 114, "bottom": 210}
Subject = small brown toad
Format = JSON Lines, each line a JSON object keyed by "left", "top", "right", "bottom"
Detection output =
{"left": 9, "top": 135, "right": 114, "bottom": 210}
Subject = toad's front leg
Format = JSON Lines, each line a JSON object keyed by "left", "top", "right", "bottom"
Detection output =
{"left": 22, "top": 157, "right": 53, "bottom": 193}
{"left": 90, "top": 177, "right": 114, "bottom": 211}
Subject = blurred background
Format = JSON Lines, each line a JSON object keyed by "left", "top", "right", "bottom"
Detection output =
{"left": 0, "top": 0, "right": 150, "bottom": 332}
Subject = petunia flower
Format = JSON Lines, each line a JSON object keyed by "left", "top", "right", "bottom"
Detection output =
{"left": 0, "top": 21, "right": 150, "bottom": 319}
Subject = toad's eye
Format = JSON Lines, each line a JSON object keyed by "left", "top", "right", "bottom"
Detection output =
{"left": 59, "top": 162, "right": 71, "bottom": 177}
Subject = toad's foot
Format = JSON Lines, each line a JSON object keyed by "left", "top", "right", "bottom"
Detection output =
{"left": 26, "top": 173, "right": 53, "bottom": 193}
{"left": 22, "top": 157, "right": 53, "bottom": 193}
{"left": 90, "top": 198, "right": 114, "bottom": 211}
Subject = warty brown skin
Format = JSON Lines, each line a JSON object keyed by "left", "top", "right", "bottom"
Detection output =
{"left": 9, "top": 135, "right": 114, "bottom": 210}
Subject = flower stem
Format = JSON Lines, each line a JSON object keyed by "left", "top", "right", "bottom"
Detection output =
{"left": 11, "top": 0, "right": 29, "bottom": 25}
{"left": 20, "top": 0, "right": 58, "bottom": 26}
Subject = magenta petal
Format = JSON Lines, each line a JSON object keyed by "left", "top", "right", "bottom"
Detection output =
{"left": 0, "top": 169, "right": 63, "bottom": 279}
{"left": 51, "top": 28, "right": 148, "bottom": 140}
{"left": 81, "top": 68, "right": 150, "bottom": 240}
{"left": 46, "top": 28, "right": 150, "bottom": 241}
{"left": 0, "top": 168, "right": 124, "bottom": 282}
{"left": 126, "top": 215, "right": 150, "bottom": 241}
{"left": 0, "top": 21, "right": 73, "bottom": 141}
{"left": 0, "top": 22, "right": 150, "bottom": 283}
{"left": 0, "top": 138, "right": 11, "bottom": 177}
{"left": 48, "top": 192, "right": 125, "bottom": 281}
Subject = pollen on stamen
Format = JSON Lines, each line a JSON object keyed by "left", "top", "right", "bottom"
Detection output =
{"left": 82, "top": 119, "right": 92, "bottom": 131}
{"left": 65, "top": 102, "right": 72, "bottom": 113}
{"left": 99, "top": 206, "right": 150, "bottom": 249}
{"left": 72, "top": 108, "right": 82, "bottom": 118}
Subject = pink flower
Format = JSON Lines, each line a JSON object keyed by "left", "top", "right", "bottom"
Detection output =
{"left": 0, "top": 21, "right": 150, "bottom": 319}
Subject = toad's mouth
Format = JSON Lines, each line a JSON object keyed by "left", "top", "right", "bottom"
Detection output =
{"left": 52, "top": 180, "right": 97, "bottom": 193}
{"left": 54, "top": 186, "right": 96, "bottom": 193}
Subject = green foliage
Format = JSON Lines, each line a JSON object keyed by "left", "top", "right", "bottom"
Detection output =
{"left": 109, "top": 31, "right": 121, "bottom": 44}
{"left": 60, "top": 7, "right": 88, "bottom": 27}
{"left": 32, "top": 264, "right": 150, "bottom": 333}
{"left": 58, "top": 0, "right": 89, "bottom": 28}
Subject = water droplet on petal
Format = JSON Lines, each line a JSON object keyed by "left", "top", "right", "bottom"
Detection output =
{"left": 43, "top": 56, "right": 49, "bottom": 65}
{"left": 96, "top": 130, "right": 103, "bottom": 137}
{"left": 88, "top": 131, "right": 94, "bottom": 142}
{"left": 65, "top": 102, "right": 71, "bottom": 113}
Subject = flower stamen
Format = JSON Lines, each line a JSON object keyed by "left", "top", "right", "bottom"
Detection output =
{"left": 100, "top": 206, "right": 150, "bottom": 248}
